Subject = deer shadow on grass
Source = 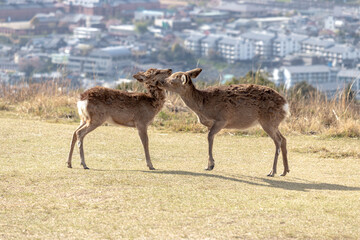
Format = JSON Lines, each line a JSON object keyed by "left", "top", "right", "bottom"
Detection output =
{"left": 143, "top": 170, "right": 360, "bottom": 192}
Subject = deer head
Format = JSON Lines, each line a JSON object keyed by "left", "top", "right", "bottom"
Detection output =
{"left": 159, "top": 68, "right": 202, "bottom": 94}
{"left": 133, "top": 68, "right": 172, "bottom": 90}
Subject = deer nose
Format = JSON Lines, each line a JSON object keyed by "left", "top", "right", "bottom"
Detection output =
{"left": 168, "top": 69, "right": 172, "bottom": 74}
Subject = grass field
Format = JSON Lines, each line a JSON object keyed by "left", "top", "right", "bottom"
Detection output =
{"left": 1, "top": 117, "right": 360, "bottom": 239}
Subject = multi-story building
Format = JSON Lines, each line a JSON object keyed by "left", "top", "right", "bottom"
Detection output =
{"left": 337, "top": 69, "right": 360, "bottom": 98}
{"left": 184, "top": 33, "right": 206, "bottom": 56}
{"left": 63, "top": 0, "right": 160, "bottom": 17}
{"left": 301, "top": 37, "right": 335, "bottom": 55}
{"left": 200, "top": 35, "right": 223, "bottom": 57}
{"left": 68, "top": 46, "right": 131, "bottom": 76}
{"left": 134, "top": 10, "right": 164, "bottom": 21}
{"left": 322, "top": 44, "right": 359, "bottom": 65}
{"left": 218, "top": 36, "right": 254, "bottom": 63}
{"left": 154, "top": 18, "right": 192, "bottom": 31}
{"left": 241, "top": 31, "right": 275, "bottom": 59}
{"left": 273, "top": 33, "right": 308, "bottom": 58}
{"left": 73, "top": 27, "right": 101, "bottom": 40}
{"left": 273, "top": 65, "right": 359, "bottom": 99}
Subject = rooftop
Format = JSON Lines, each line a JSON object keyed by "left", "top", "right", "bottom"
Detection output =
{"left": 283, "top": 65, "right": 331, "bottom": 73}
{"left": 241, "top": 31, "right": 275, "bottom": 42}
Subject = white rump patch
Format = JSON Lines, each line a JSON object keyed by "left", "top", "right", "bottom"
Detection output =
{"left": 77, "top": 100, "right": 89, "bottom": 120}
{"left": 282, "top": 103, "right": 291, "bottom": 117}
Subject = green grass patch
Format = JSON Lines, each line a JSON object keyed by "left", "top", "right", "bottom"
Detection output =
{"left": 1, "top": 117, "right": 360, "bottom": 239}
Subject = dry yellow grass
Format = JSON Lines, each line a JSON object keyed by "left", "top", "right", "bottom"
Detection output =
{"left": 1, "top": 82, "right": 359, "bottom": 137}
{"left": 1, "top": 117, "right": 360, "bottom": 239}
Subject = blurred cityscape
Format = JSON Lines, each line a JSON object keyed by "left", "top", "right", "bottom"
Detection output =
{"left": 0, "top": 0, "right": 359, "bottom": 98}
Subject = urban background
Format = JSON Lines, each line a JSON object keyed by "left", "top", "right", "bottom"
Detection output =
{"left": 0, "top": 0, "right": 360, "bottom": 99}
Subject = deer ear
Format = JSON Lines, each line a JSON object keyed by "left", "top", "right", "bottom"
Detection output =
{"left": 186, "top": 68, "right": 202, "bottom": 79}
{"left": 181, "top": 74, "right": 190, "bottom": 85}
{"left": 133, "top": 72, "right": 146, "bottom": 82}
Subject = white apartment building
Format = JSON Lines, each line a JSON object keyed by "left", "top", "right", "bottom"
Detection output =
{"left": 108, "top": 25, "right": 136, "bottom": 37}
{"left": 273, "top": 65, "right": 359, "bottom": 99}
{"left": 200, "top": 35, "right": 223, "bottom": 57}
{"left": 241, "top": 31, "right": 275, "bottom": 59}
{"left": 134, "top": 10, "right": 164, "bottom": 21}
{"left": 322, "top": 44, "right": 359, "bottom": 65}
{"left": 273, "top": 65, "right": 334, "bottom": 89}
{"left": 73, "top": 27, "right": 101, "bottom": 41}
{"left": 337, "top": 69, "right": 360, "bottom": 99}
{"left": 273, "top": 33, "right": 308, "bottom": 57}
{"left": 184, "top": 33, "right": 206, "bottom": 56}
{"left": 63, "top": 0, "right": 102, "bottom": 7}
{"left": 301, "top": 37, "right": 335, "bottom": 55}
{"left": 218, "top": 36, "right": 254, "bottom": 63}
{"left": 68, "top": 46, "right": 131, "bottom": 76}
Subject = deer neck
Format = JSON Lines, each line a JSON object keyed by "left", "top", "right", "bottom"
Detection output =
{"left": 180, "top": 84, "right": 204, "bottom": 113}
{"left": 148, "top": 87, "right": 166, "bottom": 110}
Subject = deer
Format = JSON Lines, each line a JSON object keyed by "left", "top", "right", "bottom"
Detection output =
{"left": 159, "top": 68, "right": 290, "bottom": 177}
{"left": 67, "top": 68, "right": 172, "bottom": 170}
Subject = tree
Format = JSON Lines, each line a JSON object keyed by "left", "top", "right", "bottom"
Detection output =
{"left": 290, "top": 81, "right": 320, "bottom": 100}
{"left": 225, "top": 71, "right": 276, "bottom": 89}
{"left": 135, "top": 22, "right": 148, "bottom": 35}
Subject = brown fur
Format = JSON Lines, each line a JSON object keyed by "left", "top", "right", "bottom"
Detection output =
{"left": 160, "top": 68, "right": 290, "bottom": 176}
{"left": 67, "top": 68, "right": 172, "bottom": 170}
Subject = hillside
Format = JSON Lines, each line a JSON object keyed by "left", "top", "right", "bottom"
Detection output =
{"left": 1, "top": 117, "right": 360, "bottom": 239}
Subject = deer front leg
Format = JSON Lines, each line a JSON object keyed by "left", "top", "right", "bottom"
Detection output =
{"left": 206, "top": 121, "right": 226, "bottom": 171}
{"left": 137, "top": 124, "right": 155, "bottom": 170}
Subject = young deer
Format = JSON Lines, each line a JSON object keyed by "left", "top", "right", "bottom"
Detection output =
{"left": 67, "top": 68, "right": 172, "bottom": 170}
{"left": 160, "top": 68, "right": 290, "bottom": 177}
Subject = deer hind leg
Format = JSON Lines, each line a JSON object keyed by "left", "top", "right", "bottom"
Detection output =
{"left": 206, "top": 121, "right": 226, "bottom": 171}
{"left": 278, "top": 131, "right": 290, "bottom": 176}
{"left": 260, "top": 122, "right": 282, "bottom": 177}
{"left": 136, "top": 124, "right": 155, "bottom": 170}
{"left": 76, "top": 121, "right": 102, "bottom": 169}
{"left": 67, "top": 121, "right": 86, "bottom": 168}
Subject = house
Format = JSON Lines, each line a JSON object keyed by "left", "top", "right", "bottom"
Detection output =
{"left": 67, "top": 46, "right": 131, "bottom": 76}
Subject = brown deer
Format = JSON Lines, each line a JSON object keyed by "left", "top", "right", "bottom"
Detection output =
{"left": 67, "top": 68, "right": 172, "bottom": 170}
{"left": 159, "top": 68, "right": 290, "bottom": 177}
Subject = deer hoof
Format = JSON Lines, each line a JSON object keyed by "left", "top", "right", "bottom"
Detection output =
{"left": 280, "top": 169, "right": 290, "bottom": 177}
{"left": 67, "top": 164, "right": 72, "bottom": 168}
{"left": 205, "top": 165, "right": 214, "bottom": 171}
{"left": 83, "top": 166, "right": 89, "bottom": 170}
{"left": 148, "top": 167, "right": 156, "bottom": 170}
{"left": 267, "top": 172, "right": 275, "bottom": 177}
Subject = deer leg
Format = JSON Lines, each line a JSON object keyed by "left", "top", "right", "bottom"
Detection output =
{"left": 137, "top": 124, "right": 155, "bottom": 170}
{"left": 67, "top": 121, "right": 86, "bottom": 168}
{"left": 76, "top": 122, "right": 101, "bottom": 170}
{"left": 260, "top": 123, "right": 282, "bottom": 177}
{"left": 278, "top": 131, "right": 290, "bottom": 176}
{"left": 206, "top": 121, "right": 226, "bottom": 171}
